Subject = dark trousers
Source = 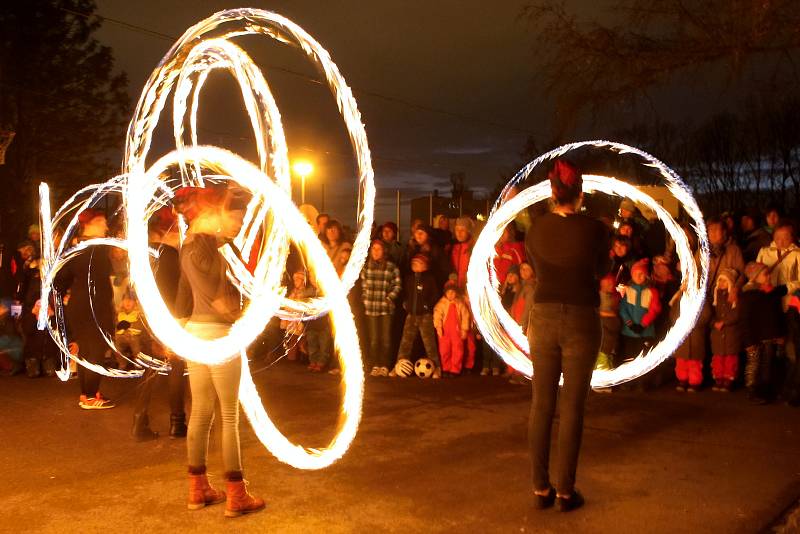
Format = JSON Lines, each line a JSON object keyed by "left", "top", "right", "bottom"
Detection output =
{"left": 366, "top": 314, "right": 393, "bottom": 368}
{"left": 528, "top": 303, "right": 601, "bottom": 495}
{"left": 133, "top": 357, "right": 187, "bottom": 417}
{"left": 74, "top": 333, "right": 106, "bottom": 397}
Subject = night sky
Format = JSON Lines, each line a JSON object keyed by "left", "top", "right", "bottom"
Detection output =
{"left": 94, "top": 0, "right": 550, "bottom": 231}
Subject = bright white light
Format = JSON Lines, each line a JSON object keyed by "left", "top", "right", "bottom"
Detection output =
{"left": 467, "top": 140, "right": 709, "bottom": 388}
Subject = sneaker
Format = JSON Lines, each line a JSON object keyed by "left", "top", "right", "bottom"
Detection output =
{"left": 328, "top": 368, "right": 340, "bottom": 375}
{"left": 556, "top": 490, "right": 584, "bottom": 512}
{"left": 491, "top": 368, "right": 501, "bottom": 377}
{"left": 686, "top": 385, "right": 698, "bottom": 393}
{"left": 480, "top": 368, "right": 491, "bottom": 376}
{"left": 369, "top": 367, "right": 380, "bottom": 377}
{"left": 592, "top": 386, "right": 613, "bottom": 394}
{"left": 379, "top": 367, "right": 389, "bottom": 377}
{"left": 432, "top": 367, "right": 442, "bottom": 379}
{"left": 675, "top": 382, "right": 687, "bottom": 392}
{"left": 80, "top": 393, "right": 115, "bottom": 410}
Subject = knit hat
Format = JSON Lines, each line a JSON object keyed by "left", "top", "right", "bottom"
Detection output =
{"left": 454, "top": 217, "right": 474, "bottom": 233}
{"left": 619, "top": 198, "right": 636, "bottom": 213}
{"left": 415, "top": 224, "right": 434, "bottom": 238}
{"left": 631, "top": 258, "right": 650, "bottom": 275}
{"left": 16, "top": 239, "right": 34, "bottom": 251}
{"left": 713, "top": 268, "right": 739, "bottom": 307}
{"left": 744, "top": 261, "right": 767, "bottom": 282}
{"left": 443, "top": 279, "right": 459, "bottom": 293}
{"left": 78, "top": 208, "right": 105, "bottom": 226}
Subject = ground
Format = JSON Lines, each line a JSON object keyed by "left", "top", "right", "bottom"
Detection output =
{"left": 2, "top": 362, "right": 799, "bottom": 533}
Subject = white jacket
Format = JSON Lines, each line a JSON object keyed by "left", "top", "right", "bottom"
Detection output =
{"left": 756, "top": 242, "right": 800, "bottom": 310}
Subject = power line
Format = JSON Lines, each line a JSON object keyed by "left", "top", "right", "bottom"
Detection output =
{"left": 61, "top": 7, "right": 535, "bottom": 136}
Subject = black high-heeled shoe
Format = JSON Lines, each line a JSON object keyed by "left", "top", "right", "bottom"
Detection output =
{"left": 533, "top": 486, "right": 556, "bottom": 509}
{"left": 556, "top": 489, "right": 584, "bottom": 512}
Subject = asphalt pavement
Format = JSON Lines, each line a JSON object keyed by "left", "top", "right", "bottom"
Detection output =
{"left": 1, "top": 362, "right": 799, "bottom": 533}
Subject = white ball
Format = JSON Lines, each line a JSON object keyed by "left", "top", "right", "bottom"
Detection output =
{"left": 394, "top": 358, "right": 414, "bottom": 378}
{"left": 414, "top": 358, "right": 435, "bottom": 379}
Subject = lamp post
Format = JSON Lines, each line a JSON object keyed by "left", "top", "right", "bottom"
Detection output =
{"left": 292, "top": 160, "right": 313, "bottom": 205}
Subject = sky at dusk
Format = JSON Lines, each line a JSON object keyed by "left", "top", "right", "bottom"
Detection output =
{"left": 93, "top": 0, "right": 548, "bottom": 232}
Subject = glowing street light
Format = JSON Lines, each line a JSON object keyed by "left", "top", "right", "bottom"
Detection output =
{"left": 293, "top": 160, "right": 314, "bottom": 204}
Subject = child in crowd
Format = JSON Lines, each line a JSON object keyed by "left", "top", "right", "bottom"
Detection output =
{"left": 619, "top": 259, "right": 662, "bottom": 381}
{"left": 739, "top": 262, "right": 797, "bottom": 403}
{"left": 280, "top": 269, "right": 312, "bottom": 362}
{"left": 22, "top": 299, "right": 60, "bottom": 377}
{"left": 114, "top": 291, "right": 146, "bottom": 370}
{"left": 513, "top": 262, "right": 537, "bottom": 333}
{"left": 433, "top": 280, "right": 470, "bottom": 376}
{"left": 709, "top": 268, "right": 742, "bottom": 392}
{"left": 609, "top": 235, "right": 635, "bottom": 285}
{"left": 397, "top": 254, "right": 441, "bottom": 379}
{"left": 361, "top": 240, "right": 402, "bottom": 377}
{"left": 598, "top": 274, "right": 621, "bottom": 371}
{"left": 494, "top": 224, "right": 525, "bottom": 285}
{"left": 451, "top": 216, "right": 478, "bottom": 371}
{"left": 500, "top": 264, "right": 522, "bottom": 312}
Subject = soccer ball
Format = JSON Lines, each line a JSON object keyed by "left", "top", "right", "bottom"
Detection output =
{"left": 394, "top": 358, "right": 414, "bottom": 378}
{"left": 414, "top": 358, "right": 435, "bottom": 379}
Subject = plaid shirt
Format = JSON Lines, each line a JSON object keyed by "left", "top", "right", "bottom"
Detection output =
{"left": 360, "top": 260, "right": 402, "bottom": 316}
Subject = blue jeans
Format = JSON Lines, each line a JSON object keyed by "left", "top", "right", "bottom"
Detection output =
{"left": 528, "top": 303, "right": 601, "bottom": 495}
{"left": 366, "top": 314, "right": 393, "bottom": 368}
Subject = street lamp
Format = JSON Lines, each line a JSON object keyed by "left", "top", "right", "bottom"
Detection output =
{"left": 293, "top": 160, "right": 314, "bottom": 205}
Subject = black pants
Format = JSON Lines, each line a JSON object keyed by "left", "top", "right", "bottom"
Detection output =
{"left": 133, "top": 357, "right": 186, "bottom": 417}
{"left": 528, "top": 303, "right": 601, "bottom": 495}
{"left": 74, "top": 333, "right": 106, "bottom": 397}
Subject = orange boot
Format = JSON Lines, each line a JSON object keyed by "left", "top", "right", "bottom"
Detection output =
{"left": 188, "top": 470, "right": 226, "bottom": 510}
{"left": 224, "top": 475, "right": 265, "bottom": 518}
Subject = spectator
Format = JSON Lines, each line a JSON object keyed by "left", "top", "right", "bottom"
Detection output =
{"left": 431, "top": 214, "right": 454, "bottom": 253}
{"left": 433, "top": 279, "right": 470, "bottom": 377}
{"left": 450, "top": 216, "right": 478, "bottom": 371}
{"left": 764, "top": 205, "right": 781, "bottom": 236}
{"left": 280, "top": 270, "right": 312, "bottom": 362}
{"left": 0, "top": 301, "right": 23, "bottom": 375}
{"left": 407, "top": 224, "right": 449, "bottom": 290}
{"left": 379, "top": 222, "right": 405, "bottom": 267}
{"left": 114, "top": 291, "right": 145, "bottom": 371}
{"left": 740, "top": 211, "right": 771, "bottom": 263}
{"left": 494, "top": 224, "right": 525, "bottom": 286}
{"left": 609, "top": 235, "right": 635, "bottom": 285}
{"left": 321, "top": 219, "right": 349, "bottom": 261}
{"left": 740, "top": 262, "right": 796, "bottom": 404}
{"left": 397, "top": 254, "right": 441, "bottom": 379}
{"left": 619, "top": 259, "right": 662, "bottom": 373}
{"left": 360, "top": 240, "right": 401, "bottom": 377}
{"left": 316, "top": 213, "right": 330, "bottom": 240}
{"left": 22, "top": 299, "right": 59, "bottom": 377}
{"left": 709, "top": 269, "right": 741, "bottom": 392}
{"left": 597, "top": 274, "right": 621, "bottom": 371}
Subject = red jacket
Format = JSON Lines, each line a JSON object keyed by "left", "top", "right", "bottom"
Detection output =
{"left": 451, "top": 241, "right": 472, "bottom": 288}
{"left": 494, "top": 241, "right": 525, "bottom": 285}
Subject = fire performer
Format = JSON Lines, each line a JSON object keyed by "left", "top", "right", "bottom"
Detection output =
{"left": 525, "top": 160, "right": 611, "bottom": 512}
{"left": 173, "top": 185, "right": 265, "bottom": 517}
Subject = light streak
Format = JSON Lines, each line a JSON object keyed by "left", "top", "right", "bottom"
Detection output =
{"left": 467, "top": 141, "right": 709, "bottom": 388}
{"left": 38, "top": 8, "right": 371, "bottom": 468}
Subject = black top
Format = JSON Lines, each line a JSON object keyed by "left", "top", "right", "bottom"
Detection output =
{"left": 403, "top": 271, "right": 438, "bottom": 315}
{"left": 525, "top": 212, "right": 611, "bottom": 307}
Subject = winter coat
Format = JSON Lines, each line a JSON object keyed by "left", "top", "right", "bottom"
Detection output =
{"left": 742, "top": 228, "right": 771, "bottom": 263}
{"left": 620, "top": 283, "right": 661, "bottom": 338}
{"left": 756, "top": 243, "right": 800, "bottom": 311}
{"left": 670, "top": 294, "right": 707, "bottom": 361}
{"left": 493, "top": 241, "right": 525, "bottom": 285}
{"left": 450, "top": 241, "right": 472, "bottom": 289}
{"left": 709, "top": 288, "right": 742, "bottom": 355}
{"left": 739, "top": 284, "right": 788, "bottom": 347}
{"left": 403, "top": 271, "right": 438, "bottom": 315}
{"left": 433, "top": 296, "right": 470, "bottom": 333}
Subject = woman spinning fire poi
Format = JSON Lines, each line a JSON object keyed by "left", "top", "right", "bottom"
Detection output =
{"left": 172, "top": 185, "right": 265, "bottom": 517}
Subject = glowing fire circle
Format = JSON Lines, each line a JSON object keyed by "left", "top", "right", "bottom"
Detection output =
{"left": 466, "top": 141, "right": 710, "bottom": 388}
{"left": 39, "top": 9, "right": 373, "bottom": 469}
